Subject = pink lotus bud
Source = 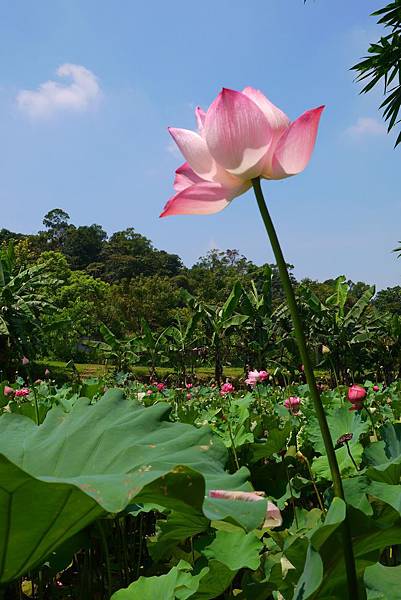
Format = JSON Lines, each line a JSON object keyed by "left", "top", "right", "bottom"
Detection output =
{"left": 208, "top": 490, "right": 282, "bottom": 529}
{"left": 186, "top": 383, "right": 193, "bottom": 389}
{"left": 15, "top": 388, "right": 30, "bottom": 397}
{"left": 22, "top": 356, "right": 29, "bottom": 366}
{"left": 3, "top": 385, "right": 14, "bottom": 396}
{"left": 146, "top": 389, "right": 153, "bottom": 396}
{"left": 373, "top": 385, "right": 379, "bottom": 392}
{"left": 348, "top": 385, "right": 366, "bottom": 404}
{"left": 284, "top": 396, "right": 301, "bottom": 414}
{"left": 220, "top": 382, "right": 234, "bottom": 395}
{"left": 186, "top": 393, "right": 191, "bottom": 400}
{"left": 156, "top": 382, "right": 165, "bottom": 392}
{"left": 45, "top": 368, "right": 50, "bottom": 377}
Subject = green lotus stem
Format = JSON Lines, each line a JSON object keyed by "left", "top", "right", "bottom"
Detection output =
{"left": 95, "top": 520, "right": 112, "bottom": 599}
{"left": 345, "top": 441, "right": 360, "bottom": 473}
{"left": 226, "top": 394, "right": 240, "bottom": 470}
{"left": 302, "top": 453, "right": 326, "bottom": 513}
{"left": 31, "top": 383, "right": 40, "bottom": 426}
{"left": 252, "top": 177, "right": 359, "bottom": 598}
{"left": 363, "top": 405, "right": 378, "bottom": 442}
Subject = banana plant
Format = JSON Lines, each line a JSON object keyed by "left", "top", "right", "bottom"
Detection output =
{"left": 182, "top": 283, "right": 248, "bottom": 384}
{"left": 298, "top": 276, "right": 377, "bottom": 384}
{"left": 0, "top": 242, "right": 58, "bottom": 377}
{"left": 164, "top": 312, "right": 201, "bottom": 383}
{"left": 87, "top": 322, "right": 139, "bottom": 372}
{"left": 137, "top": 318, "right": 169, "bottom": 378}
{"left": 238, "top": 266, "right": 288, "bottom": 371}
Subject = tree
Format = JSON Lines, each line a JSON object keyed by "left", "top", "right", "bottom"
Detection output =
{"left": 41, "top": 208, "right": 72, "bottom": 251}
{"left": 374, "top": 285, "right": 401, "bottom": 314}
{"left": 0, "top": 243, "right": 59, "bottom": 376}
{"left": 63, "top": 224, "right": 107, "bottom": 270}
{"left": 352, "top": 1, "right": 401, "bottom": 147}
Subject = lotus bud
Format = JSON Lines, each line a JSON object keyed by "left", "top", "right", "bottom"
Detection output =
{"left": 347, "top": 385, "right": 366, "bottom": 404}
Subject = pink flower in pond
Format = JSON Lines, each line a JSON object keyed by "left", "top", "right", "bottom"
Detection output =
{"left": 21, "top": 356, "right": 29, "bottom": 366}
{"left": 220, "top": 382, "right": 234, "bottom": 395}
{"left": 15, "top": 388, "right": 30, "bottom": 397}
{"left": 245, "top": 369, "right": 261, "bottom": 386}
{"left": 160, "top": 87, "right": 324, "bottom": 217}
{"left": 146, "top": 389, "right": 153, "bottom": 396}
{"left": 284, "top": 396, "right": 301, "bottom": 414}
{"left": 258, "top": 370, "right": 269, "bottom": 382}
{"left": 186, "top": 383, "right": 193, "bottom": 389}
{"left": 348, "top": 385, "right": 366, "bottom": 404}
{"left": 208, "top": 490, "right": 282, "bottom": 529}
{"left": 3, "top": 386, "right": 14, "bottom": 396}
{"left": 246, "top": 369, "right": 269, "bottom": 386}
{"left": 45, "top": 368, "right": 50, "bottom": 377}
{"left": 373, "top": 385, "right": 379, "bottom": 392}
{"left": 156, "top": 382, "right": 166, "bottom": 392}
{"left": 186, "top": 393, "right": 192, "bottom": 400}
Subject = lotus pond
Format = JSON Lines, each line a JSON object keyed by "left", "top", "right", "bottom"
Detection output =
{"left": 1, "top": 374, "right": 401, "bottom": 599}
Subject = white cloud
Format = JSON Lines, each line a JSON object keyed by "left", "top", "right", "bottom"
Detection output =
{"left": 166, "top": 140, "right": 180, "bottom": 156}
{"left": 16, "top": 64, "right": 101, "bottom": 118}
{"left": 345, "top": 117, "right": 386, "bottom": 139}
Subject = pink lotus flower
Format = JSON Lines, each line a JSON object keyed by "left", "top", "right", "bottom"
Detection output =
{"left": 245, "top": 369, "right": 260, "bottom": 386}
{"left": 284, "top": 396, "right": 301, "bottom": 414}
{"left": 373, "top": 385, "right": 379, "bottom": 392}
{"left": 156, "top": 382, "right": 165, "bottom": 392}
{"left": 348, "top": 385, "right": 366, "bottom": 403}
{"left": 3, "top": 386, "right": 14, "bottom": 396}
{"left": 258, "top": 370, "right": 269, "bottom": 382}
{"left": 220, "top": 382, "right": 234, "bottom": 395}
{"left": 15, "top": 388, "right": 30, "bottom": 397}
{"left": 45, "top": 368, "right": 50, "bottom": 377}
{"left": 22, "top": 356, "right": 29, "bottom": 366}
{"left": 160, "top": 87, "right": 323, "bottom": 217}
{"left": 245, "top": 369, "right": 269, "bottom": 386}
{"left": 186, "top": 383, "right": 193, "bottom": 389}
{"left": 146, "top": 389, "right": 153, "bottom": 396}
{"left": 208, "top": 490, "right": 282, "bottom": 529}
{"left": 186, "top": 393, "right": 191, "bottom": 400}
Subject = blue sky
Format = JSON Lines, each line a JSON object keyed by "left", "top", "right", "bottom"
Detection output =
{"left": 0, "top": 0, "right": 400, "bottom": 289}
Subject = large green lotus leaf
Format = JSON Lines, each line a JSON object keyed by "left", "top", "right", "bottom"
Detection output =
{"left": 308, "top": 406, "right": 369, "bottom": 479}
{"left": 292, "top": 503, "right": 401, "bottom": 599}
{"left": 0, "top": 390, "right": 262, "bottom": 583}
{"left": 202, "top": 529, "right": 263, "bottom": 571}
{"left": 150, "top": 511, "right": 210, "bottom": 562}
{"left": 364, "top": 562, "right": 401, "bottom": 599}
{"left": 111, "top": 559, "right": 208, "bottom": 600}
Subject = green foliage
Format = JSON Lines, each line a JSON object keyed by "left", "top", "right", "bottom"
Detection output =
{"left": 0, "top": 388, "right": 265, "bottom": 583}
{"left": 352, "top": 1, "right": 401, "bottom": 147}
{"left": 111, "top": 560, "right": 208, "bottom": 600}
{"left": 0, "top": 242, "right": 59, "bottom": 373}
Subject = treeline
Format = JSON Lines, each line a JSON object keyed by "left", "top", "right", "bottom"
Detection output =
{"left": 1, "top": 208, "right": 400, "bottom": 381}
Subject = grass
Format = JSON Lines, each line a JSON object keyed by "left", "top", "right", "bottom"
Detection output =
{"left": 39, "top": 360, "right": 245, "bottom": 381}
